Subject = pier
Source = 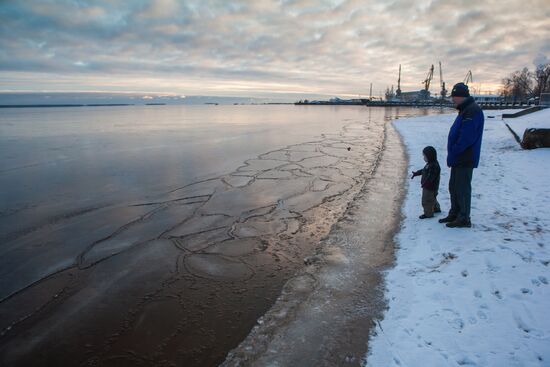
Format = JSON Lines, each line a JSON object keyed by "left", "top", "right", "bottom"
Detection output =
{"left": 295, "top": 100, "right": 542, "bottom": 110}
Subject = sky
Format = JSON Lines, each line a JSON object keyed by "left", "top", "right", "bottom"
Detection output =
{"left": 1, "top": 0, "right": 549, "bottom": 101}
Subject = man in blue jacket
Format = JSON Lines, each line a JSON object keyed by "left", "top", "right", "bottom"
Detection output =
{"left": 439, "top": 82, "right": 484, "bottom": 228}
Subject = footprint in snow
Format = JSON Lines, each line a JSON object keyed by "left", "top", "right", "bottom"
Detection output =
{"left": 451, "top": 318, "right": 465, "bottom": 330}
{"left": 477, "top": 310, "right": 487, "bottom": 320}
{"left": 456, "top": 356, "right": 478, "bottom": 366}
{"left": 442, "top": 309, "right": 464, "bottom": 330}
{"left": 485, "top": 259, "right": 501, "bottom": 273}
{"left": 513, "top": 312, "right": 532, "bottom": 334}
{"left": 520, "top": 287, "right": 532, "bottom": 295}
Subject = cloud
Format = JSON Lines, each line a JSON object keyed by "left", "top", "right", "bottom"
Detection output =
{"left": 0, "top": 0, "right": 549, "bottom": 98}
{"left": 534, "top": 53, "right": 548, "bottom": 68}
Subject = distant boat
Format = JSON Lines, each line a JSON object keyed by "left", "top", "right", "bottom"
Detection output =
{"left": 205, "top": 102, "right": 219, "bottom": 105}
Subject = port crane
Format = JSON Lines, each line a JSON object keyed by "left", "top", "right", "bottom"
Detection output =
{"left": 421, "top": 64, "right": 434, "bottom": 99}
{"left": 464, "top": 70, "right": 473, "bottom": 85}
{"left": 439, "top": 61, "right": 447, "bottom": 99}
{"left": 423, "top": 64, "right": 434, "bottom": 91}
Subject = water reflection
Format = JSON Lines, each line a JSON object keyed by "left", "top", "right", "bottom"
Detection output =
{"left": 0, "top": 105, "right": 448, "bottom": 366}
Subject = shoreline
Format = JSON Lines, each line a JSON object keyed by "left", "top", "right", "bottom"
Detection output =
{"left": 222, "top": 122, "right": 408, "bottom": 366}
{"left": 1, "top": 108, "right": 406, "bottom": 366}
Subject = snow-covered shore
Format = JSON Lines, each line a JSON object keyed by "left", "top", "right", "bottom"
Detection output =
{"left": 366, "top": 108, "right": 550, "bottom": 367}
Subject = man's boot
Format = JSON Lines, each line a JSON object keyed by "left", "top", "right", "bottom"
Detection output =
{"left": 446, "top": 218, "right": 472, "bottom": 228}
{"left": 438, "top": 215, "right": 456, "bottom": 223}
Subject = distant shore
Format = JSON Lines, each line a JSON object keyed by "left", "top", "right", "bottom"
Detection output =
{"left": 0, "top": 102, "right": 295, "bottom": 108}
{"left": 0, "top": 103, "right": 135, "bottom": 108}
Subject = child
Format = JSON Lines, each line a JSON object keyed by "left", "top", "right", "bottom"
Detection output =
{"left": 411, "top": 146, "right": 441, "bottom": 219}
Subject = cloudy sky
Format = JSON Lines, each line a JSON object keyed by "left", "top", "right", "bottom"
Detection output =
{"left": 1, "top": 0, "right": 549, "bottom": 100}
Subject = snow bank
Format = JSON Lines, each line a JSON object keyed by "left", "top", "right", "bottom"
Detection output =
{"left": 365, "top": 108, "right": 550, "bottom": 366}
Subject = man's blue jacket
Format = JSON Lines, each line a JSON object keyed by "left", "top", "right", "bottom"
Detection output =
{"left": 447, "top": 97, "right": 484, "bottom": 168}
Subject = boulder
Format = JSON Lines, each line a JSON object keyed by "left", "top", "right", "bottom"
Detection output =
{"left": 521, "top": 128, "right": 550, "bottom": 149}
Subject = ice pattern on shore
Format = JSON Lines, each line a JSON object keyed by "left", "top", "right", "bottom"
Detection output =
{"left": 1, "top": 105, "right": 433, "bottom": 366}
{"left": 366, "top": 109, "right": 550, "bottom": 367}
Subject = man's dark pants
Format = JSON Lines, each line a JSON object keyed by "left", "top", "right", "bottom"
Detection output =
{"left": 448, "top": 167, "right": 473, "bottom": 221}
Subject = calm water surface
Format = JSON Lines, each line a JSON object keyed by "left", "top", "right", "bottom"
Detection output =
{"left": 2, "top": 105, "right": 383, "bottom": 234}
{"left": 0, "top": 105, "right": 446, "bottom": 366}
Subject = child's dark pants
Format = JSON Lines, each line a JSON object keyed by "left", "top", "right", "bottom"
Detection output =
{"left": 422, "top": 189, "right": 440, "bottom": 217}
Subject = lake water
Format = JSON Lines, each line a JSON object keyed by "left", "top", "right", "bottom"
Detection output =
{"left": 0, "top": 104, "right": 446, "bottom": 366}
{"left": 1, "top": 105, "right": 363, "bottom": 234}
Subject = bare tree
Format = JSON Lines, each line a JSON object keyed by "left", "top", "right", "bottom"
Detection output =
{"left": 533, "top": 62, "right": 550, "bottom": 98}
{"left": 501, "top": 67, "right": 534, "bottom": 102}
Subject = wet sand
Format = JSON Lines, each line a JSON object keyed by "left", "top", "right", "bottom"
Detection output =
{"left": 0, "top": 106, "right": 442, "bottom": 366}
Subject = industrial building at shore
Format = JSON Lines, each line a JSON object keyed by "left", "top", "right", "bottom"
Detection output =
{"left": 295, "top": 63, "right": 518, "bottom": 108}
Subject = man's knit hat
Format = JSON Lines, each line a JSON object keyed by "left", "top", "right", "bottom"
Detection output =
{"left": 451, "top": 82, "right": 470, "bottom": 97}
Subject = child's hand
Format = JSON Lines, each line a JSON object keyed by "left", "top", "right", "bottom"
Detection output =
{"left": 410, "top": 171, "right": 415, "bottom": 179}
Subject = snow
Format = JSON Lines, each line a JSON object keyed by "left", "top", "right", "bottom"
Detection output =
{"left": 365, "top": 108, "right": 550, "bottom": 367}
